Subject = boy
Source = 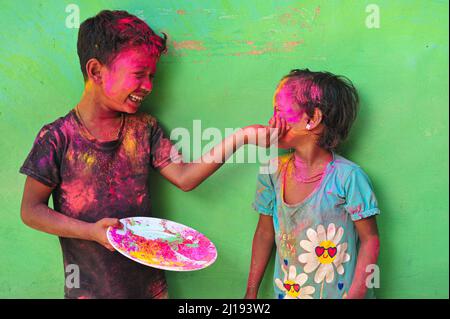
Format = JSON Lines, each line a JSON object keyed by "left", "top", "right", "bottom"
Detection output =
{"left": 19, "top": 10, "right": 287, "bottom": 299}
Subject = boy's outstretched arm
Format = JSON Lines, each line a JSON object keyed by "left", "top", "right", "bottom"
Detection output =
{"left": 160, "top": 118, "right": 287, "bottom": 191}
{"left": 347, "top": 216, "right": 380, "bottom": 299}
{"left": 245, "top": 214, "right": 275, "bottom": 299}
{"left": 20, "top": 176, "right": 122, "bottom": 251}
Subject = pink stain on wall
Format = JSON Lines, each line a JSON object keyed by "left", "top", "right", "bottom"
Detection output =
{"left": 281, "top": 6, "right": 320, "bottom": 31}
{"left": 232, "top": 39, "right": 305, "bottom": 56}
{"left": 314, "top": 6, "right": 321, "bottom": 18}
{"left": 232, "top": 47, "right": 272, "bottom": 56}
{"left": 247, "top": 49, "right": 268, "bottom": 56}
{"left": 279, "top": 12, "right": 293, "bottom": 24}
{"left": 172, "top": 40, "right": 206, "bottom": 51}
{"left": 283, "top": 40, "right": 304, "bottom": 52}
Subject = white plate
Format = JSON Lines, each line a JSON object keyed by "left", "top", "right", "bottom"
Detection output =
{"left": 107, "top": 217, "right": 217, "bottom": 271}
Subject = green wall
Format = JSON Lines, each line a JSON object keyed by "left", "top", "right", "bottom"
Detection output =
{"left": 0, "top": 0, "right": 448, "bottom": 298}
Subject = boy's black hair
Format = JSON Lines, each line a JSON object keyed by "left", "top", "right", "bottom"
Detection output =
{"left": 77, "top": 10, "right": 167, "bottom": 81}
{"left": 281, "top": 69, "right": 359, "bottom": 151}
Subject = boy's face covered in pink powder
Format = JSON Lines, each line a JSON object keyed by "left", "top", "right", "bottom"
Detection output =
{"left": 99, "top": 45, "right": 158, "bottom": 114}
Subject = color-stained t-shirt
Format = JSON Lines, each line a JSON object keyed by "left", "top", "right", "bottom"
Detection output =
{"left": 252, "top": 152, "right": 380, "bottom": 299}
{"left": 19, "top": 108, "right": 181, "bottom": 299}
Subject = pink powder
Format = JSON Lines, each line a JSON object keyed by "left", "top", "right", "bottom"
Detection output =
{"left": 109, "top": 222, "right": 216, "bottom": 270}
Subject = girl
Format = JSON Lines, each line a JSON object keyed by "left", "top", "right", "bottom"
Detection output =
{"left": 245, "top": 69, "right": 380, "bottom": 299}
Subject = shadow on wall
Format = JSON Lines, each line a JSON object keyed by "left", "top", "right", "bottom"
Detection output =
{"left": 339, "top": 93, "right": 388, "bottom": 297}
{"left": 140, "top": 54, "right": 175, "bottom": 219}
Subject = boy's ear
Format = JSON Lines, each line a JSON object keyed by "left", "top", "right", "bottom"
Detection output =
{"left": 85, "top": 58, "right": 103, "bottom": 84}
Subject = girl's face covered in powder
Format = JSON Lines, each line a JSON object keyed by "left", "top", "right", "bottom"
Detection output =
{"left": 98, "top": 45, "right": 158, "bottom": 114}
{"left": 271, "top": 79, "right": 312, "bottom": 149}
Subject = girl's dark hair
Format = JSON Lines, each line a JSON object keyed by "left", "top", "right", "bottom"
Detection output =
{"left": 77, "top": 10, "right": 167, "bottom": 81}
{"left": 281, "top": 69, "right": 359, "bottom": 151}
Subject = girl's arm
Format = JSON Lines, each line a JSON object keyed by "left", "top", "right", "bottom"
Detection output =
{"left": 20, "top": 176, "right": 121, "bottom": 251}
{"left": 245, "top": 214, "right": 275, "bottom": 299}
{"left": 159, "top": 118, "right": 287, "bottom": 191}
{"left": 347, "top": 216, "right": 380, "bottom": 298}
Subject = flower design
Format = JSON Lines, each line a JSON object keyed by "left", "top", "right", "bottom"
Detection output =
{"left": 279, "top": 232, "right": 297, "bottom": 259}
{"left": 275, "top": 264, "right": 315, "bottom": 299}
{"left": 298, "top": 223, "right": 350, "bottom": 284}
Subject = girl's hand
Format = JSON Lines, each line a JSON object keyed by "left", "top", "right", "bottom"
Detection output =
{"left": 87, "top": 218, "right": 123, "bottom": 251}
{"left": 244, "top": 116, "right": 288, "bottom": 147}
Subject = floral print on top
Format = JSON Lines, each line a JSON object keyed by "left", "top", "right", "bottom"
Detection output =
{"left": 253, "top": 152, "right": 380, "bottom": 299}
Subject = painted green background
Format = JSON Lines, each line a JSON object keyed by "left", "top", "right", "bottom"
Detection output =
{"left": 0, "top": 0, "right": 448, "bottom": 298}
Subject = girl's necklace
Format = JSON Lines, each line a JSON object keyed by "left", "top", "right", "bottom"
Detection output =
{"left": 291, "top": 155, "right": 326, "bottom": 184}
{"left": 75, "top": 104, "right": 124, "bottom": 141}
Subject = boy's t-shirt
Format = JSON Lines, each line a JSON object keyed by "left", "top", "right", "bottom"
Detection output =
{"left": 20, "top": 108, "right": 181, "bottom": 299}
{"left": 253, "top": 152, "right": 380, "bottom": 299}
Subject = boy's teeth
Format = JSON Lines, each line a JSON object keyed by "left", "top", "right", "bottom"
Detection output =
{"left": 129, "top": 94, "right": 143, "bottom": 102}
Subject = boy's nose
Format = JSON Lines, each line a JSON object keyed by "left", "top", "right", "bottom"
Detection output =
{"left": 141, "top": 78, "right": 153, "bottom": 93}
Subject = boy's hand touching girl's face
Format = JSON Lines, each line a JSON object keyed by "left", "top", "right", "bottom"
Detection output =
{"left": 244, "top": 115, "right": 289, "bottom": 147}
{"left": 87, "top": 218, "right": 123, "bottom": 252}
